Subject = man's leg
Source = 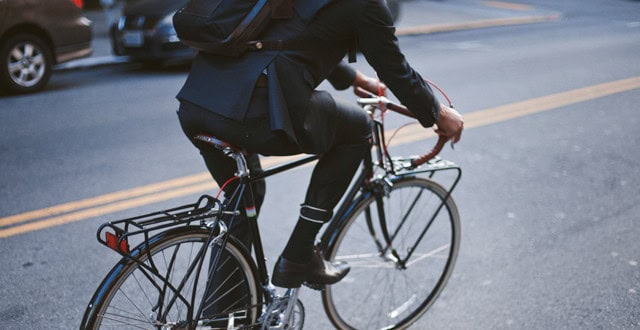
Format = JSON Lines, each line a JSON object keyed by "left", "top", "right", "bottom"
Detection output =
{"left": 199, "top": 147, "right": 265, "bottom": 246}
{"left": 273, "top": 98, "right": 372, "bottom": 287}
{"left": 177, "top": 103, "right": 266, "bottom": 321}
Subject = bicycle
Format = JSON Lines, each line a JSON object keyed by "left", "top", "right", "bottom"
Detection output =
{"left": 80, "top": 87, "right": 462, "bottom": 330}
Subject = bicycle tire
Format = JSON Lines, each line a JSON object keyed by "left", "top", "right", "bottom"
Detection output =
{"left": 322, "top": 177, "right": 460, "bottom": 330}
{"left": 81, "top": 227, "right": 262, "bottom": 329}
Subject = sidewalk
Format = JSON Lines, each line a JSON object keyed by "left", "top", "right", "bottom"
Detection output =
{"left": 55, "top": 0, "right": 560, "bottom": 71}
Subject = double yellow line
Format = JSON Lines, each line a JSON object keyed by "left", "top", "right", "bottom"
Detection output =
{"left": 0, "top": 156, "right": 300, "bottom": 239}
{"left": 2, "top": 76, "right": 640, "bottom": 239}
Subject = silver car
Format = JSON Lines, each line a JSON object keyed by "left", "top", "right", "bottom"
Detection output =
{"left": 0, "top": 0, "right": 92, "bottom": 94}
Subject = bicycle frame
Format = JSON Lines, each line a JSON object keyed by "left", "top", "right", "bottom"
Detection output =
{"left": 222, "top": 100, "right": 462, "bottom": 293}
{"left": 318, "top": 113, "right": 462, "bottom": 261}
{"left": 89, "top": 96, "right": 462, "bottom": 328}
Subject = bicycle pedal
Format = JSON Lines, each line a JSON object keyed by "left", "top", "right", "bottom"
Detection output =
{"left": 302, "top": 282, "right": 325, "bottom": 291}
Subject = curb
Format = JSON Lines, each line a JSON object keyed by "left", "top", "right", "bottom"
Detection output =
{"left": 54, "top": 55, "right": 130, "bottom": 71}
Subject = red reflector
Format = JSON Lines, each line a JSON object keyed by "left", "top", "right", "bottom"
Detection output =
{"left": 71, "top": 0, "right": 83, "bottom": 8}
{"left": 105, "top": 232, "right": 128, "bottom": 253}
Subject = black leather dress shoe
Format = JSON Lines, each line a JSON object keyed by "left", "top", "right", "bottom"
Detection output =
{"left": 271, "top": 249, "right": 350, "bottom": 288}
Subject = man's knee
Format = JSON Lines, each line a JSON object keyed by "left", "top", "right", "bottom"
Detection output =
{"left": 351, "top": 113, "right": 373, "bottom": 147}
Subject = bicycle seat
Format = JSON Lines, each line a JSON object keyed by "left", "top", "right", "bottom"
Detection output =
{"left": 193, "top": 134, "right": 244, "bottom": 154}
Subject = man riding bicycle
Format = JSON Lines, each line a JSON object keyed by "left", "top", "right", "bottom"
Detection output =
{"left": 176, "top": 0, "right": 463, "bottom": 290}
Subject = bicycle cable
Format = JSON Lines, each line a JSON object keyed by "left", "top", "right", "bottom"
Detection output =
{"left": 374, "top": 76, "right": 455, "bottom": 157}
{"left": 216, "top": 176, "right": 240, "bottom": 200}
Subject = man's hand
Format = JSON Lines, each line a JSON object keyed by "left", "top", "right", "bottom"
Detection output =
{"left": 352, "top": 70, "right": 387, "bottom": 96}
{"left": 435, "top": 104, "right": 464, "bottom": 145}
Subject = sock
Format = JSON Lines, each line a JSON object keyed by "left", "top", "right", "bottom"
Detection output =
{"left": 281, "top": 218, "right": 323, "bottom": 263}
{"left": 281, "top": 205, "right": 333, "bottom": 264}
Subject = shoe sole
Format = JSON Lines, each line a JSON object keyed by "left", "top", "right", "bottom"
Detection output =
{"left": 271, "top": 272, "right": 305, "bottom": 288}
{"left": 271, "top": 267, "right": 350, "bottom": 289}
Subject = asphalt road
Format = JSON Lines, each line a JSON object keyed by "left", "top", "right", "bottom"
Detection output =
{"left": 1, "top": 0, "right": 639, "bottom": 329}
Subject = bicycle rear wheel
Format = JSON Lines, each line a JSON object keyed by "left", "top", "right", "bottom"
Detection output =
{"left": 322, "top": 177, "right": 460, "bottom": 329}
{"left": 81, "top": 227, "right": 261, "bottom": 329}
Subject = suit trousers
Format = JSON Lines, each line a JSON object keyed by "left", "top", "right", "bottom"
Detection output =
{"left": 177, "top": 86, "right": 371, "bottom": 316}
{"left": 177, "top": 86, "right": 372, "bottom": 216}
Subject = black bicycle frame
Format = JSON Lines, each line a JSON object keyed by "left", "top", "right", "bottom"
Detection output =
{"left": 91, "top": 107, "right": 460, "bottom": 328}
{"left": 205, "top": 108, "right": 461, "bottom": 319}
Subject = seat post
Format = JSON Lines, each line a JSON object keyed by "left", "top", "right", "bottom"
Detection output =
{"left": 230, "top": 151, "right": 249, "bottom": 178}
{"left": 192, "top": 134, "right": 250, "bottom": 178}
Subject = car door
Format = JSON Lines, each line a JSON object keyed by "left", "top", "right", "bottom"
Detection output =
{"left": 0, "top": 0, "right": 7, "bottom": 31}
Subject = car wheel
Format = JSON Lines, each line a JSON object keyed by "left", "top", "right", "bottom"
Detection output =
{"left": 0, "top": 33, "right": 54, "bottom": 95}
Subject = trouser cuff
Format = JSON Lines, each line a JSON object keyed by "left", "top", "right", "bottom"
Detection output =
{"left": 300, "top": 204, "right": 333, "bottom": 223}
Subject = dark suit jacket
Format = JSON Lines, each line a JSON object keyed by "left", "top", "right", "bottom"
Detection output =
{"left": 176, "top": 0, "right": 439, "bottom": 152}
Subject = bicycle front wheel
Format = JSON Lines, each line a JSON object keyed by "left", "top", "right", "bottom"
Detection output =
{"left": 81, "top": 227, "right": 261, "bottom": 329}
{"left": 323, "top": 177, "right": 460, "bottom": 329}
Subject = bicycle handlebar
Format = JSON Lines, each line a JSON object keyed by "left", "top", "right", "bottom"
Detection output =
{"left": 355, "top": 86, "right": 414, "bottom": 118}
{"left": 355, "top": 87, "right": 449, "bottom": 167}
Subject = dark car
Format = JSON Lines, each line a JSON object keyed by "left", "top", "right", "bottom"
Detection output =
{"left": 0, "top": 0, "right": 92, "bottom": 94}
{"left": 111, "top": 0, "right": 195, "bottom": 64}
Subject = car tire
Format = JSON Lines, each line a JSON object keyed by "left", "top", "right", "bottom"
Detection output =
{"left": 0, "top": 33, "right": 54, "bottom": 95}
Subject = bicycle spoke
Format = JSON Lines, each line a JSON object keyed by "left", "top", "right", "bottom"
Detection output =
{"left": 116, "top": 284, "right": 153, "bottom": 324}
{"left": 98, "top": 303, "right": 158, "bottom": 328}
{"left": 159, "top": 243, "right": 184, "bottom": 322}
{"left": 335, "top": 253, "right": 395, "bottom": 269}
{"left": 388, "top": 187, "right": 424, "bottom": 244}
{"left": 405, "top": 244, "right": 450, "bottom": 267}
{"left": 324, "top": 178, "right": 460, "bottom": 330}
{"left": 204, "top": 267, "right": 244, "bottom": 310}
{"left": 98, "top": 313, "right": 151, "bottom": 329}
{"left": 101, "top": 305, "right": 148, "bottom": 321}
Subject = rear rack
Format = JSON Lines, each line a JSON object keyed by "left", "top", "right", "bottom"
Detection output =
{"left": 96, "top": 195, "right": 227, "bottom": 257}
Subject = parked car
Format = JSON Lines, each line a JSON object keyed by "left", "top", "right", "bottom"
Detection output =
{"left": 0, "top": 0, "right": 92, "bottom": 94}
{"left": 110, "top": 0, "right": 195, "bottom": 65}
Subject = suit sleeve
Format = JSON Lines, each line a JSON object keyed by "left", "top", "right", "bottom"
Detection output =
{"left": 326, "top": 61, "right": 357, "bottom": 90}
{"left": 354, "top": 0, "right": 440, "bottom": 127}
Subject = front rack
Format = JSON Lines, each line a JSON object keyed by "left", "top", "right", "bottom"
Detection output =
{"left": 96, "top": 195, "right": 226, "bottom": 257}
{"left": 391, "top": 156, "right": 459, "bottom": 176}
{"left": 388, "top": 156, "right": 462, "bottom": 208}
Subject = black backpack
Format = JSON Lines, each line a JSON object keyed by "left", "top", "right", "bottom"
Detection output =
{"left": 172, "top": 0, "right": 294, "bottom": 56}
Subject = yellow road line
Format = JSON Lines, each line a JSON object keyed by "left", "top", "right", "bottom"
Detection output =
{"left": 0, "top": 182, "right": 216, "bottom": 238}
{"left": 1, "top": 76, "right": 639, "bottom": 238}
{"left": 463, "top": 76, "right": 640, "bottom": 128}
{"left": 0, "top": 155, "right": 303, "bottom": 239}
{"left": 0, "top": 172, "right": 211, "bottom": 227}
{"left": 483, "top": 1, "right": 533, "bottom": 11}
{"left": 391, "top": 76, "right": 640, "bottom": 141}
{"left": 396, "top": 15, "right": 559, "bottom": 36}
